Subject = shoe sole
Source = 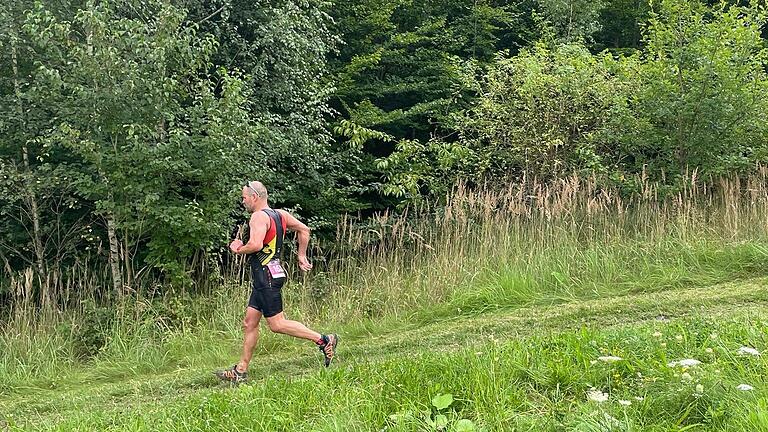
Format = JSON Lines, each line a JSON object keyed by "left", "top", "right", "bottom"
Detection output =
{"left": 324, "top": 334, "right": 339, "bottom": 367}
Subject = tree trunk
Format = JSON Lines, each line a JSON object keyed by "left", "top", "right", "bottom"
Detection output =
{"left": 11, "top": 32, "right": 46, "bottom": 282}
{"left": 123, "top": 231, "right": 132, "bottom": 292}
{"left": 106, "top": 201, "right": 123, "bottom": 299}
{"left": 106, "top": 208, "right": 123, "bottom": 299}
{"left": 86, "top": 26, "right": 123, "bottom": 299}
{"left": 21, "top": 150, "right": 45, "bottom": 278}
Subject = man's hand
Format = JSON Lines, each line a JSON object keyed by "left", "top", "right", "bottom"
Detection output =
{"left": 298, "top": 255, "right": 313, "bottom": 272}
{"left": 229, "top": 239, "right": 244, "bottom": 254}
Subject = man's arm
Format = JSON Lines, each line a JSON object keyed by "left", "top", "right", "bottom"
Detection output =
{"left": 277, "top": 210, "right": 313, "bottom": 271}
{"left": 230, "top": 212, "right": 268, "bottom": 255}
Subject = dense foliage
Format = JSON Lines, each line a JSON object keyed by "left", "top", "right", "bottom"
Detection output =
{"left": 0, "top": 0, "right": 766, "bottom": 298}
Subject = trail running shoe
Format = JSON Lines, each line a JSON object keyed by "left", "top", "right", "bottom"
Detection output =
{"left": 214, "top": 364, "right": 247, "bottom": 384}
{"left": 319, "top": 334, "right": 339, "bottom": 367}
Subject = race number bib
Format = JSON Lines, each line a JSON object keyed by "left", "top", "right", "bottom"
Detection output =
{"left": 266, "top": 259, "right": 286, "bottom": 279}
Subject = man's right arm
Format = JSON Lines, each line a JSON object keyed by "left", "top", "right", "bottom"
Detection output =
{"left": 278, "top": 210, "right": 313, "bottom": 271}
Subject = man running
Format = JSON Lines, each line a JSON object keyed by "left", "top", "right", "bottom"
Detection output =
{"left": 215, "top": 181, "right": 338, "bottom": 383}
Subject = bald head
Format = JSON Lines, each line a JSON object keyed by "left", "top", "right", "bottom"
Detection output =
{"left": 245, "top": 181, "right": 268, "bottom": 199}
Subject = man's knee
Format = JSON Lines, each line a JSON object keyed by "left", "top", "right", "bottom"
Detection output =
{"left": 243, "top": 317, "right": 259, "bottom": 332}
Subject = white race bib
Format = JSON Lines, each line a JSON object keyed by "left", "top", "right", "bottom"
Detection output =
{"left": 266, "top": 259, "right": 286, "bottom": 278}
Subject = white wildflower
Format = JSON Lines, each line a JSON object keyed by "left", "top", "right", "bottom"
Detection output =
{"left": 696, "top": 384, "right": 704, "bottom": 394}
{"left": 618, "top": 400, "right": 632, "bottom": 406}
{"left": 597, "top": 356, "right": 623, "bottom": 363}
{"left": 652, "top": 331, "right": 662, "bottom": 338}
{"left": 705, "top": 348, "right": 713, "bottom": 354}
{"left": 668, "top": 359, "right": 701, "bottom": 368}
{"left": 736, "top": 384, "right": 754, "bottom": 391}
{"left": 676, "top": 335, "right": 684, "bottom": 342}
{"left": 587, "top": 389, "right": 609, "bottom": 403}
{"left": 737, "top": 347, "right": 760, "bottom": 356}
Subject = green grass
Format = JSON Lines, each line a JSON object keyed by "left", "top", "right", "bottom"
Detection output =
{"left": 2, "top": 278, "right": 768, "bottom": 431}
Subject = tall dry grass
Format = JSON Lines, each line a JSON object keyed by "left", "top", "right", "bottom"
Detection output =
{"left": 288, "top": 169, "right": 768, "bottom": 321}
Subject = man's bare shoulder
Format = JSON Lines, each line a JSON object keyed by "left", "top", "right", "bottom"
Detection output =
{"left": 275, "top": 209, "right": 296, "bottom": 219}
{"left": 250, "top": 211, "right": 270, "bottom": 224}
{"left": 275, "top": 209, "right": 307, "bottom": 229}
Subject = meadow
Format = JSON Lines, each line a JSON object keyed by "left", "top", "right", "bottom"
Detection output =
{"left": 2, "top": 172, "right": 767, "bottom": 431}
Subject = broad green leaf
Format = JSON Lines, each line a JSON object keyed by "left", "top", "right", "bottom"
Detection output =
{"left": 431, "top": 393, "right": 454, "bottom": 410}
{"left": 435, "top": 414, "right": 449, "bottom": 429}
{"left": 454, "top": 419, "right": 476, "bottom": 432}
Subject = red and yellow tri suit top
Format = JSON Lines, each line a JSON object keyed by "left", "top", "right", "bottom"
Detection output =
{"left": 248, "top": 209, "right": 287, "bottom": 266}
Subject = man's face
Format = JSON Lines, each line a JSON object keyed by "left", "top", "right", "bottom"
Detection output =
{"left": 241, "top": 188, "right": 256, "bottom": 211}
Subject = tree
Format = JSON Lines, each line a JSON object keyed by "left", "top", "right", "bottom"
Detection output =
{"left": 180, "top": 0, "right": 348, "bottom": 228}
{"left": 617, "top": 0, "right": 768, "bottom": 178}
{"left": 332, "top": 0, "right": 536, "bottom": 139}
{"left": 592, "top": 0, "right": 650, "bottom": 52}
{"left": 376, "top": 43, "right": 631, "bottom": 197}
{"left": 327, "top": 0, "right": 541, "bottom": 208}
{"left": 0, "top": 0, "right": 349, "bottom": 297}
{"left": 0, "top": 0, "right": 84, "bottom": 294}
{"left": 536, "top": 0, "right": 605, "bottom": 43}
{"left": 7, "top": 0, "right": 258, "bottom": 292}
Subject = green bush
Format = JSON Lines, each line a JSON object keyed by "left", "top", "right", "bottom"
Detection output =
{"left": 70, "top": 300, "right": 115, "bottom": 360}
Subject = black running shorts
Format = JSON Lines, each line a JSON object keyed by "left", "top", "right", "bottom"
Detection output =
{"left": 248, "top": 265, "right": 285, "bottom": 317}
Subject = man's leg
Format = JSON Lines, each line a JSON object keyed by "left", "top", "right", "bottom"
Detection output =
{"left": 265, "top": 312, "right": 321, "bottom": 341}
{"left": 237, "top": 307, "right": 262, "bottom": 373}
{"left": 265, "top": 312, "right": 339, "bottom": 367}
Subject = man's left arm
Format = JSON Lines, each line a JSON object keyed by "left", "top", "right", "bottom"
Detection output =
{"left": 278, "top": 210, "right": 313, "bottom": 271}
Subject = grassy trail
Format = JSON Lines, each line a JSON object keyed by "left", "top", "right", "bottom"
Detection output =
{"left": 3, "top": 277, "right": 767, "bottom": 431}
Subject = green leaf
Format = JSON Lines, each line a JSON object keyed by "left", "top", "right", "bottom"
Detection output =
{"left": 454, "top": 419, "right": 476, "bottom": 432}
{"left": 431, "top": 393, "right": 454, "bottom": 410}
{"left": 435, "top": 414, "right": 449, "bottom": 429}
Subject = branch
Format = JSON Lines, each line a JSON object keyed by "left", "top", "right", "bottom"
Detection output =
{"left": 0, "top": 239, "right": 33, "bottom": 266}
{"left": 196, "top": 5, "right": 226, "bottom": 26}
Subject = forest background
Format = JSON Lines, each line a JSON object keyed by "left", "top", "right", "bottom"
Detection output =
{"left": 1, "top": 0, "right": 767, "bottom": 325}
